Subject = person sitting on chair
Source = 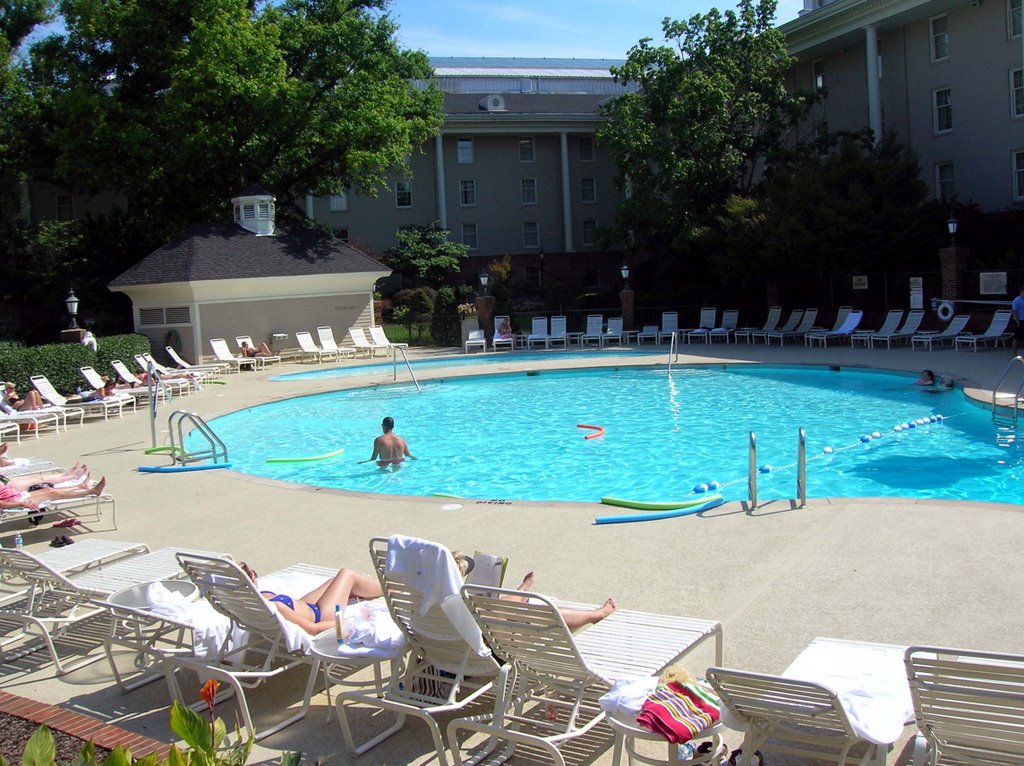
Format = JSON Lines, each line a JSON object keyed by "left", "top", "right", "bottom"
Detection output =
{"left": 240, "top": 340, "right": 274, "bottom": 358}
{"left": 3, "top": 383, "right": 46, "bottom": 412}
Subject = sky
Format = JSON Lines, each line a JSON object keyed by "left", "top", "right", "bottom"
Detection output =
{"left": 384, "top": 0, "right": 804, "bottom": 60}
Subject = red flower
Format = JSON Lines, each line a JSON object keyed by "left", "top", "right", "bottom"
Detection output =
{"left": 199, "top": 678, "right": 220, "bottom": 714}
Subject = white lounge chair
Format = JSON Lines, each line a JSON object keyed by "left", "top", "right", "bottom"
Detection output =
{"left": 210, "top": 338, "right": 259, "bottom": 372}
{"left": 709, "top": 309, "right": 740, "bottom": 343}
{"left": 31, "top": 374, "right": 116, "bottom": 421}
{"left": 348, "top": 327, "right": 387, "bottom": 357}
{"left": 754, "top": 308, "right": 801, "bottom": 344}
{"left": 806, "top": 310, "right": 864, "bottom": 347}
{"left": 316, "top": 326, "right": 356, "bottom": 360}
{"left": 235, "top": 336, "right": 281, "bottom": 365}
{"left": 851, "top": 309, "right": 904, "bottom": 348}
{"left": 527, "top": 316, "right": 550, "bottom": 349}
{"left": 548, "top": 316, "right": 569, "bottom": 348}
{"left": 870, "top": 309, "right": 924, "bottom": 349}
{"left": 492, "top": 315, "right": 515, "bottom": 352}
{"left": 0, "top": 401, "right": 65, "bottom": 438}
{"left": 955, "top": 309, "right": 1013, "bottom": 351}
{"left": 336, "top": 536, "right": 499, "bottom": 765}
{"left": 295, "top": 331, "right": 333, "bottom": 363}
{"left": 657, "top": 311, "right": 679, "bottom": 345}
{"left": 766, "top": 308, "right": 818, "bottom": 346}
{"left": 120, "top": 358, "right": 192, "bottom": 398}
{"left": 464, "top": 329, "right": 486, "bottom": 354}
{"left": 449, "top": 584, "right": 723, "bottom": 766}
{"left": 735, "top": 306, "right": 782, "bottom": 344}
{"left": 905, "top": 644, "right": 1024, "bottom": 766}
{"left": 368, "top": 326, "right": 409, "bottom": 356}
{"left": 637, "top": 324, "right": 659, "bottom": 344}
{"left": 684, "top": 307, "right": 718, "bottom": 344}
{"left": 580, "top": 314, "right": 604, "bottom": 346}
{"left": 708, "top": 637, "right": 912, "bottom": 766}
{"left": 165, "top": 346, "right": 229, "bottom": 376}
{"left": 911, "top": 315, "right": 970, "bottom": 350}
{"left": 813, "top": 305, "right": 853, "bottom": 334}
{"left": 78, "top": 367, "right": 141, "bottom": 410}
{"left": 602, "top": 317, "right": 625, "bottom": 346}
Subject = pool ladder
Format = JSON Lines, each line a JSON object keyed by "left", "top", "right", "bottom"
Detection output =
{"left": 991, "top": 355, "right": 1024, "bottom": 429}
{"left": 167, "top": 411, "right": 229, "bottom": 466}
{"left": 748, "top": 428, "right": 807, "bottom": 510}
{"left": 392, "top": 345, "right": 422, "bottom": 393}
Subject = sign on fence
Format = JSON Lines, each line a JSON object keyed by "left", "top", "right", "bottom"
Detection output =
{"left": 979, "top": 272, "right": 1007, "bottom": 295}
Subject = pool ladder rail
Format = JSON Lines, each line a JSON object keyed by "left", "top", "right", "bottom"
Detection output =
{"left": 748, "top": 428, "right": 807, "bottom": 511}
{"left": 392, "top": 345, "right": 422, "bottom": 393}
{"left": 167, "top": 410, "right": 229, "bottom": 466}
{"left": 991, "top": 355, "right": 1024, "bottom": 429}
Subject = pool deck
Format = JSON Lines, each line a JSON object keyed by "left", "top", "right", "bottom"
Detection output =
{"left": 3, "top": 341, "right": 1022, "bottom": 765}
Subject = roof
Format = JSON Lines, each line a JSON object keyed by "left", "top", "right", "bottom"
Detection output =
{"left": 443, "top": 93, "right": 611, "bottom": 116}
{"left": 429, "top": 57, "right": 624, "bottom": 77}
{"left": 110, "top": 222, "right": 389, "bottom": 288}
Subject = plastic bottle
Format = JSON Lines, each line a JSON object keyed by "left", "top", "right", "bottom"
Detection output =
{"left": 335, "top": 604, "right": 345, "bottom": 644}
{"left": 14, "top": 534, "right": 23, "bottom": 549}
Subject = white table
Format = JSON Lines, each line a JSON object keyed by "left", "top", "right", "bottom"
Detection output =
{"left": 307, "top": 628, "right": 403, "bottom": 719}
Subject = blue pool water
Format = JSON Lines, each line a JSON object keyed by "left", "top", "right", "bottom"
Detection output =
{"left": 195, "top": 365, "right": 1023, "bottom": 505}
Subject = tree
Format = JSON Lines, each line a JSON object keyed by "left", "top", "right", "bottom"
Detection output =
{"left": 25, "top": 0, "right": 443, "bottom": 240}
{"left": 384, "top": 221, "right": 467, "bottom": 287}
{"left": 598, "top": 0, "right": 817, "bottom": 256}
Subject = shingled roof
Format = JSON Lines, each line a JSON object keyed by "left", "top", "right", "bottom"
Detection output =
{"left": 110, "top": 222, "right": 388, "bottom": 288}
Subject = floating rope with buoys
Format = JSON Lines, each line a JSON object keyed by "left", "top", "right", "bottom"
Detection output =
{"left": 577, "top": 423, "right": 605, "bottom": 440}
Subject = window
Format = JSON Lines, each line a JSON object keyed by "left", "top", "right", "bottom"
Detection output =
{"left": 934, "top": 88, "right": 952, "bottom": 133}
{"left": 518, "top": 137, "right": 535, "bottom": 162}
{"left": 580, "top": 177, "right": 596, "bottom": 204}
{"left": 1014, "top": 151, "right": 1024, "bottom": 200}
{"left": 931, "top": 15, "right": 949, "bottom": 62}
{"left": 55, "top": 194, "right": 74, "bottom": 222}
{"left": 1013, "top": 69, "right": 1024, "bottom": 118}
{"left": 459, "top": 179, "right": 476, "bottom": 207}
{"left": 395, "top": 180, "right": 412, "bottom": 208}
{"left": 329, "top": 192, "right": 348, "bottom": 211}
{"left": 461, "top": 223, "right": 478, "bottom": 250}
{"left": 257, "top": 201, "right": 273, "bottom": 220}
{"left": 521, "top": 178, "right": 537, "bottom": 205}
{"left": 812, "top": 59, "right": 825, "bottom": 90}
{"left": 522, "top": 221, "right": 540, "bottom": 249}
{"left": 457, "top": 138, "right": 474, "bottom": 164}
{"left": 581, "top": 220, "right": 598, "bottom": 246}
{"left": 579, "top": 136, "right": 595, "bottom": 161}
{"left": 935, "top": 162, "right": 955, "bottom": 201}
{"left": 1011, "top": 0, "right": 1022, "bottom": 38}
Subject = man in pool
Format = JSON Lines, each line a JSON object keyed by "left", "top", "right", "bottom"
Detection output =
{"left": 1012, "top": 284, "right": 1024, "bottom": 356}
{"left": 370, "top": 416, "right": 414, "bottom": 470}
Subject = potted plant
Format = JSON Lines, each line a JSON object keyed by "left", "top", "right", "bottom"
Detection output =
{"left": 458, "top": 303, "right": 479, "bottom": 344}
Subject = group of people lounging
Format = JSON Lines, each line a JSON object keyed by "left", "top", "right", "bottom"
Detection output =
{"left": 0, "top": 444, "right": 107, "bottom": 516}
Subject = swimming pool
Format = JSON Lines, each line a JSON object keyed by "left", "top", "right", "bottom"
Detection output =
{"left": 196, "top": 365, "right": 1023, "bottom": 505}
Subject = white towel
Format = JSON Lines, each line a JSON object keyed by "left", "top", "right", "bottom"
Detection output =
{"left": 599, "top": 676, "right": 659, "bottom": 725}
{"left": 143, "top": 581, "right": 231, "bottom": 658}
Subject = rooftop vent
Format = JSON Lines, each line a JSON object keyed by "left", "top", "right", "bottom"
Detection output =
{"left": 479, "top": 94, "right": 507, "bottom": 112}
{"left": 231, "top": 185, "right": 276, "bottom": 236}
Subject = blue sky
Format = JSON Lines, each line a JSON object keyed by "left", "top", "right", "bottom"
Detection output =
{"left": 385, "top": 0, "right": 804, "bottom": 59}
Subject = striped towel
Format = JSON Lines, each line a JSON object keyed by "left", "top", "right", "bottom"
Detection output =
{"left": 635, "top": 681, "right": 721, "bottom": 744}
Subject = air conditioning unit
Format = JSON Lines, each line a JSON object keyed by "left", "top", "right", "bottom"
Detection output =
{"left": 479, "top": 94, "right": 506, "bottom": 112}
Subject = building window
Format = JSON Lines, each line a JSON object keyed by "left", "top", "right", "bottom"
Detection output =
{"left": 934, "top": 88, "right": 952, "bottom": 133}
{"left": 1013, "top": 69, "right": 1024, "bottom": 118}
{"left": 580, "top": 177, "right": 597, "bottom": 204}
{"left": 459, "top": 179, "right": 476, "bottom": 207}
{"left": 930, "top": 15, "right": 949, "bottom": 62}
{"left": 1011, "top": 0, "right": 1022, "bottom": 38}
{"left": 579, "top": 136, "right": 595, "bottom": 161}
{"left": 329, "top": 192, "right": 348, "bottom": 211}
{"left": 581, "top": 220, "right": 598, "bottom": 246}
{"left": 55, "top": 194, "right": 74, "bottom": 222}
{"left": 935, "top": 162, "right": 955, "bottom": 201}
{"left": 395, "top": 180, "right": 412, "bottom": 208}
{"left": 461, "top": 223, "right": 478, "bottom": 250}
{"left": 812, "top": 59, "right": 825, "bottom": 90}
{"left": 457, "top": 138, "right": 474, "bottom": 164}
{"left": 257, "top": 201, "right": 272, "bottom": 220}
{"left": 518, "top": 137, "right": 535, "bottom": 162}
{"left": 523, "top": 221, "right": 540, "bottom": 249}
{"left": 521, "top": 178, "right": 537, "bottom": 205}
{"left": 1014, "top": 151, "right": 1024, "bottom": 200}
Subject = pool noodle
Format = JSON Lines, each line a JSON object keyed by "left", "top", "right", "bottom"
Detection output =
{"left": 266, "top": 447, "right": 345, "bottom": 464}
{"left": 577, "top": 423, "right": 605, "bottom": 440}
{"left": 432, "top": 492, "right": 463, "bottom": 498}
{"left": 599, "top": 493, "right": 722, "bottom": 511}
{"left": 594, "top": 497, "right": 725, "bottom": 525}
{"left": 137, "top": 464, "right": 232, "bottom": 473}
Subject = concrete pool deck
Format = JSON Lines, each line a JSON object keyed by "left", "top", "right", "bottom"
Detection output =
{"left": 2, "top": 341, "right": 1022, "bottom": 765}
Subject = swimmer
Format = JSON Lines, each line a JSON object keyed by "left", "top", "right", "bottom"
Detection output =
{"left": 914, "top": 369, "right": 936, "bottom": 386}
{"left": 370, "top": 416, "right": 414, "bottom": 471}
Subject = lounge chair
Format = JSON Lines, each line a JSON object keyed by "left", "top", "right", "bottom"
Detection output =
{"left": 120, "top": 358, "right": 193, "bottom": 398}
{"left": 870, "top": 309, "right": 924, "bottom": 349}
{"left": 527, "top": 316, "right": 550, "bottom": 349}
{"left": 492, "top": 316, "right": 515, "bottom": 352}
{"left": 448, "top": 585, "right": 723, "bottom": 766}
{"left": 911, "top": 315, "right": 970, "bottom": 351}
{"left": 602, "top": 317, "right": 625, "bottom": 346}
{"left": 708, "top": 637, "right": 912, "bottom": 766}
{"left": 31, "top": 375, "right": 113, "bottom": 422}
{"left": 813, "top": 305, "right": 853, "bottom": 334}
{"left": 765, "top": 309, "right": 818, "bottom": 346}
{"left": 955, "top": 309, "right": 1013, "bottom": 351}
{"left": 548, "top": 316, "right": 569, "bottom": 348}
{"left": 369, "top": 326, "right": 409, "bottom": 356}
{"left": 0, "top": 456, "right": 63, "bottom": 478}
{"left": 165, "top": 346, "right": 230, "bottom": 376}
{"left": 210, "top": 338, "right": 258, "bottom": 372}
{"left": 0, "top": 422, "right": 18, "bottom": 443}
{"left": 805, "top": 310, "right": 864, "bottom": 348}
{"left": 336, "top": 536, "right": 500, "bottom": 766}
{"left": 0, "top": 403, "right": 65, "bottom": 438}
{"left": 709, "top": 309, "right": 740, "bottom": 343}
{"left": 905, "top": 644, "right": 1024, "bottom": 766}
{"left": 464, "top": 329, "right": 486, "bottom": 354}
{"left": 235, "top": 335, "right": 281, "bottom": 365}
{"left": 753, "top": 308, "right": 801, "bottom": 344}
{"left": 684, "top": 307, "right": 718, "bottom": 344}
{"left": 295, "top": 331, "right": 334, "bottom": 363}
{"left": 637, "top": 324, "right": 659, "bottom": 344}
{"left": 657, "top": 311, "right": 679, "bottom": 345}
{"left": 78, "top": 367, "right": 141, "bottom": 410}
{"left": 316, "top": 326, "right": 356, "bottom": 360}
{"left": 851, "top": 309, "right": 904, "bottom": 348}
{"left": 348, "top": 327, "right": 388, "bottom": 357}
{"left": 580, "top": 314, "right": 604, "bottom": 347}
{"left": 735, "top": 306, "right": 782, "bottom": 344}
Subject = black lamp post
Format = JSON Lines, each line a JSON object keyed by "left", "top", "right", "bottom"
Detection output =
{"left": 65, "top": 288, "right": 80, "bottom": 330}
{"left": 947, "top": 216, "right": 958, "bottom": 248}
{"left": 479, "top": 270, "right": 489, "bottom": 297}
{"left": 620, "top": 262, "right": 630, "bottom": 289}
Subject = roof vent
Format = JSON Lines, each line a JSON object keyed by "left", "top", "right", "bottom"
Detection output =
{"left": 231, "top": 185, "right": 276, "bottom": 236}
{"left": 479, "top": 94, "right": 506, "bottom": 112}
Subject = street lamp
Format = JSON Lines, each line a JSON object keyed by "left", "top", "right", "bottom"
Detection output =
{"left": 479, "top": 270, "right": 489, "bottom": 296}
{"left": 65, "top": 288, "right": 80, "bottom": 330}
{"left": 620, "top": 262, "right": 630, "bottom": 289}
{"left": 947, "top": 216, "right": 958, "bottom": 248}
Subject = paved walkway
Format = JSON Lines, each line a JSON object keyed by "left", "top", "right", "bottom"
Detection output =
{"left": 2, "top": 341, "right": 1021, "bottom": 764}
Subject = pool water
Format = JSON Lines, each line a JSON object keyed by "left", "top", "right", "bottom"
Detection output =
{"left": 195, "top": 365, "right": 1023, "bottom": 505}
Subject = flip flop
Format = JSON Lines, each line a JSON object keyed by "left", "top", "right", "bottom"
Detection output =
{"left": 49, "top": 536, "right": 68, "bottom": 548}
{"left": 60, "top": 535, "right": 75, "bottom": 546}
{"left": 52, "top": 519, "right": 81, "bottom": 528}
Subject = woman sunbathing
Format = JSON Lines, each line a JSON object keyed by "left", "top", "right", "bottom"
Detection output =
{"left": 3, "top": 383, "right": 46, "bottom": 412}
{"left": 0, "top": 476, "right": 107, "bottom": 512}
{"left": 1, "top": 465, "right": 91, "bottom": 491}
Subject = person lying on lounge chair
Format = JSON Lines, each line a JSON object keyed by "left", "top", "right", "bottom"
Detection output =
{"left": 1, "top": 464, "right": 92, "bottom": 491}
{"left": 3, "top": 383, "right": 45, "bottom": 412}
{"left": 75, "top": 377, "right": 121, "bottom": 401}
{"left": 240, "top": 340, "right": 274, "bottom": 358}
{"left": 0, "top": 475, "right": 106, "bottom": 512}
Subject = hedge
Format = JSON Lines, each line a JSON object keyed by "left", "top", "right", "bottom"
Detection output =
{"left": 0, "top": 334, "right": 152, "bottom": 396}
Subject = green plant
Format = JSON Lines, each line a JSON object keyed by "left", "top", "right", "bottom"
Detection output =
{"left": 0, "top": 334, "right": 150, "bottom": 395}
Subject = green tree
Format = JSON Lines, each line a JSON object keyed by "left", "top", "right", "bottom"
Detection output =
{"left": 384, "top": 221, "right": 467, "bottom": 287}
{"left": 598, "top": 0, "right": 817, "bottom": 255}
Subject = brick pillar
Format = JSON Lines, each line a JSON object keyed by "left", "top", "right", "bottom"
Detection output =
{"left": 619, "top": 288, "right": 635, "bottom": 330}
{"left": 475, "top": 295, "right": 495, "bottom": 342}
{"left": 939, "top": 246, "right": 969, "bottom": 300}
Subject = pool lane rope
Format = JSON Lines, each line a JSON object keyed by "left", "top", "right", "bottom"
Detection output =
{"left": 266, "top": 447, "right": 346, "bottom": 464}
{"left": 577, "top": 423, "right": 605, "bottom": 440}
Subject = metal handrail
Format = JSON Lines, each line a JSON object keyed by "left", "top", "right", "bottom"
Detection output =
{"left": 146, "top": 363, "right": 176, "bottom": 450}
{"left": 393, "top": 346, "right": 422, "bottom": 393}
{"left": 668, "top": 330, "right": 678, "bottom": 371}
{"left": 991, "top": 355, "right": 1024, "bottom": 428}
{"left": 796, "top": 428, "right": 807, "bottom": 508}
{"left": 167, "top": 410, "right": 229, "bottom": 465}
{"left": 748, "top": 431, "right": 757, "bottom": 509}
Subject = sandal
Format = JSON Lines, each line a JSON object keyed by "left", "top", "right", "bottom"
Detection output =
{"left": 50, "top": 536, "right": 68, "bottom": 548}
{"left": 727, "top": 749, "right": 764, "bottom": 766}
{"left": 52, "top": 519, "right": 82, "bottom": 528}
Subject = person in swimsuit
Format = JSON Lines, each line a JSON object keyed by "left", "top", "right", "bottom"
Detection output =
{"left": 370, "top": 416, "right": 414, "bottom": 471}
{"left": 0, "top": 476, "right": 107, "bottom": 512}
{"left": 240, "top": 340, "right": 274, "bottom": 358}
{"left": 3, "top": 383, "right": 46, "bottom": 412}
{"left": 240, "top": 562, "right": 384, "bottom": 635}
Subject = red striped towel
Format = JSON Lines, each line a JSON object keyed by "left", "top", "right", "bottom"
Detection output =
{"left": 635, "top": 681, "right": 721, "bottom": 744}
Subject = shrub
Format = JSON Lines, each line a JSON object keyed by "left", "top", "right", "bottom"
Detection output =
{"left": 431, "top": 286, "right": 459, "bottom": 345}
{"left": 0, "top": 334, "right": 150, "bottom": 395}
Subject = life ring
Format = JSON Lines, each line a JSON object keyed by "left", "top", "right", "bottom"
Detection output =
{"left": 936, "top": 301, "right": 954, "bottom": 322}
{"left": 166, "top": 329, "right": 183, "bottom": 353}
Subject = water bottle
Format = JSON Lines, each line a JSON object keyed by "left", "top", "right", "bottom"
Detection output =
{"left": 335, "top": 604, "right": 345, "bottom": 645}
{"left": 676, "top": 743, "right": 695, "bottom": 762}
{"left": 14, "top": 533, "right": 23, "bottom": 549}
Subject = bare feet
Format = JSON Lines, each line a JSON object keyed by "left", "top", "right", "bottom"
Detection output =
{"left": 597, "top": 597, "right": 617, "bottom": 620}
{"left": 89, "top": 477, "right": 106, "bottom": 496}
{"left": 518, "top": 570, "right": 535, "bottom": 591}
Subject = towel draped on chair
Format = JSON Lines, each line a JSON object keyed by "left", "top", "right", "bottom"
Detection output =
{"left": 636, "top": 681, "right": 722, "bottom": 744}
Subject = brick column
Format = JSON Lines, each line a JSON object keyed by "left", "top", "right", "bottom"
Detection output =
{"left": 939, "top": 246, "right": 969, "bottom": 300}
{"left": 619, "top": 288, "right": 635, "bottom": 330}
{"left": 475, "top": 295, "right": 495, "bottom": 342}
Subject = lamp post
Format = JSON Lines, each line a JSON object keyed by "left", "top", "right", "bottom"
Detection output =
{"left": 479, "top": 270, "right": 489, "bottom": 297}
{"left": 947, "top": 216, "right": 958, "bottom": 248}
{"left": 618, "top": 261, "right": 635, "bottom": 331}
{"left": 65, "top": 288, "right": 80, "bottom": 330}
{"left": 620, "top": 262, "right": 630, "bottom": 289}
